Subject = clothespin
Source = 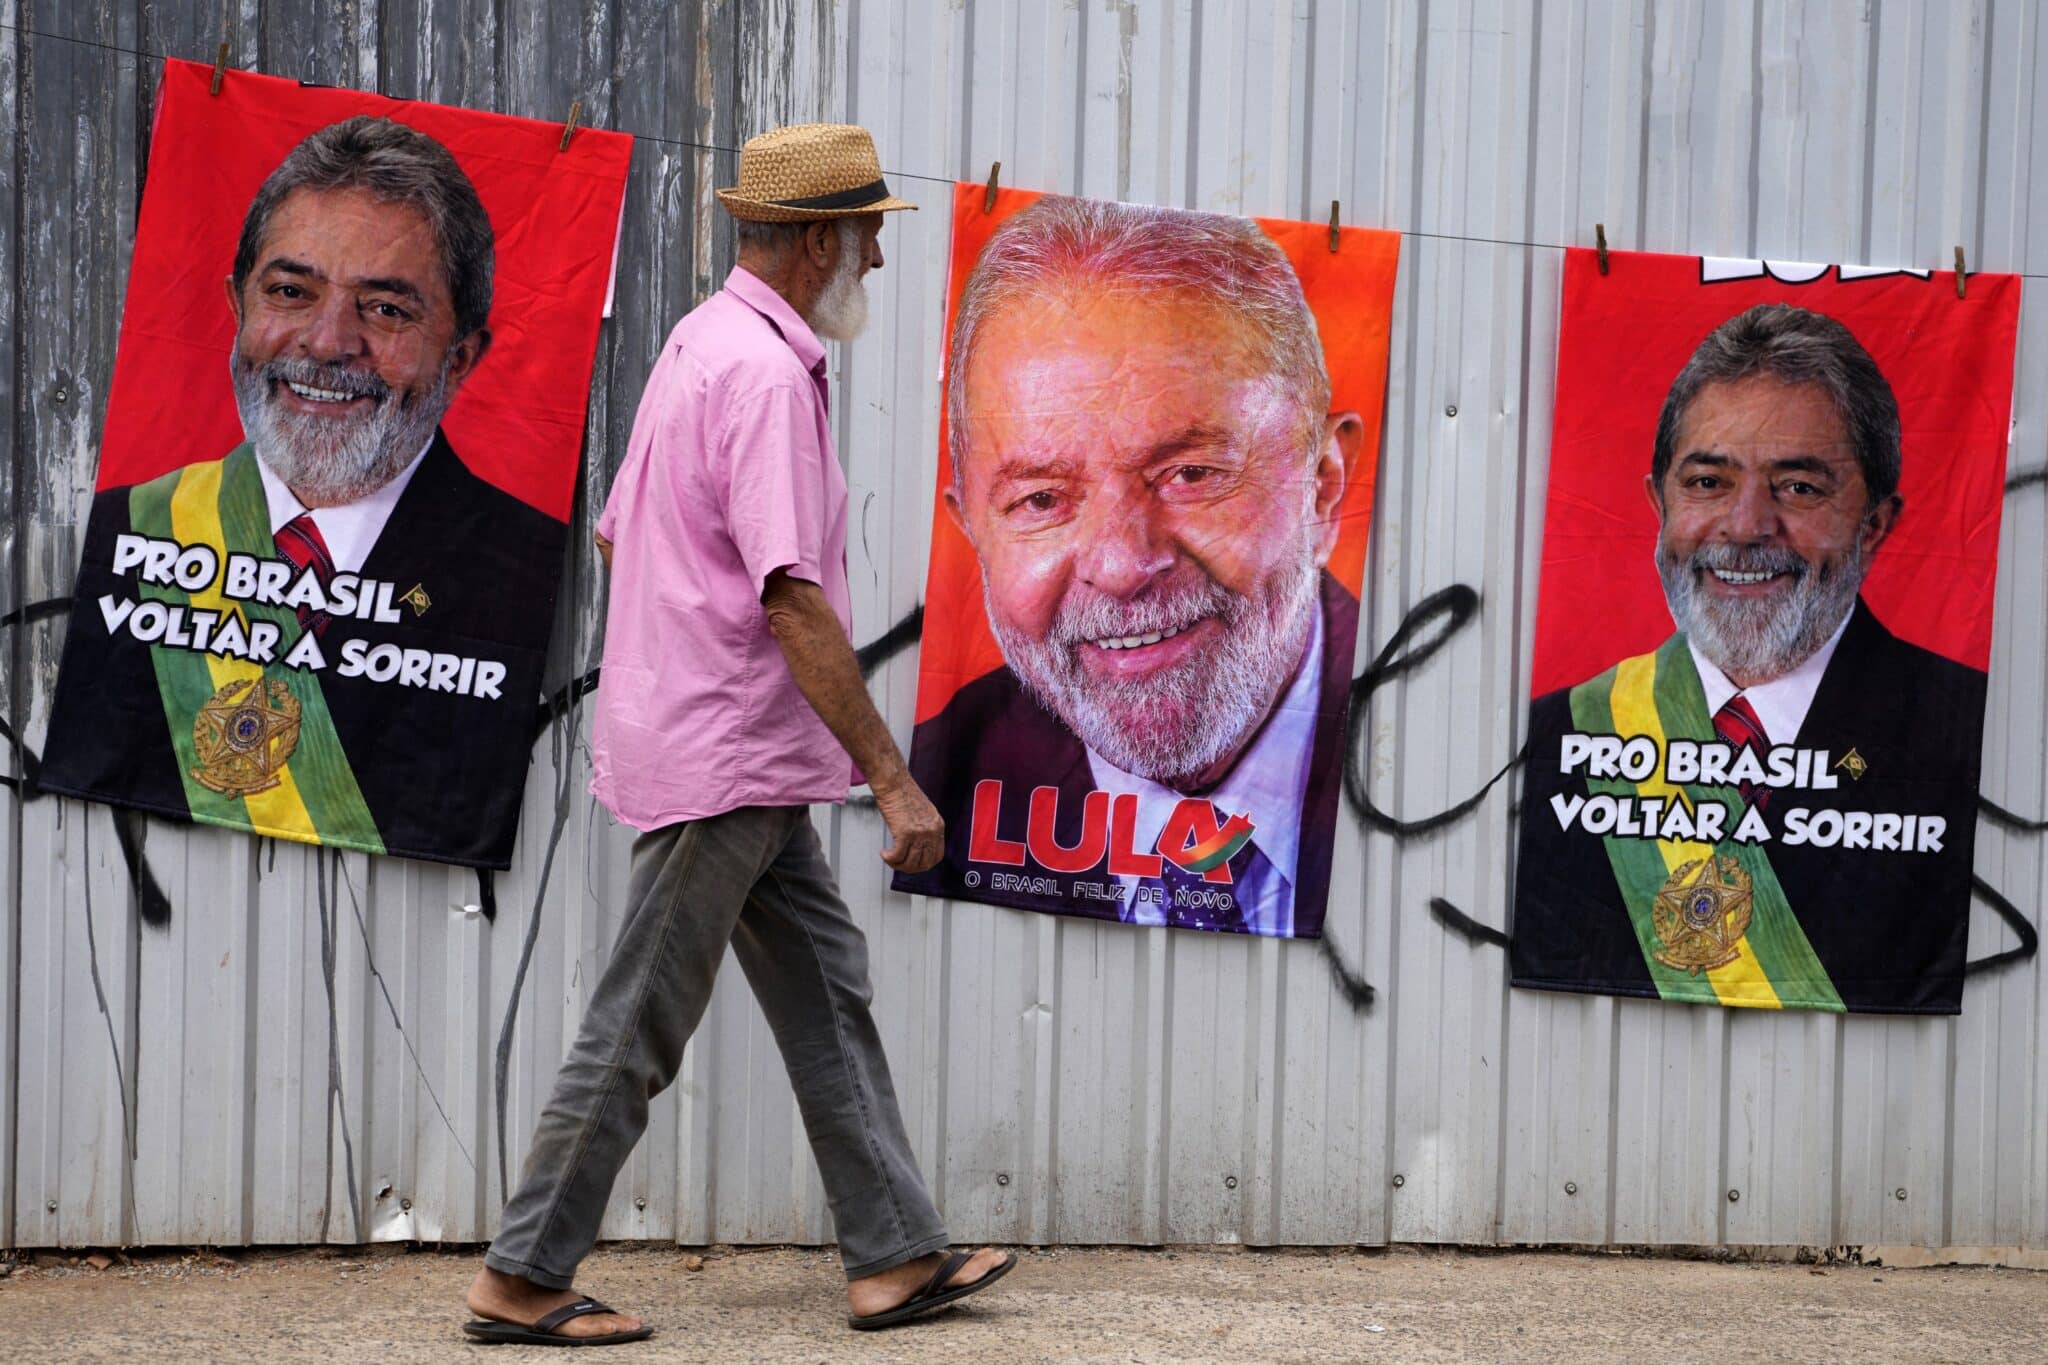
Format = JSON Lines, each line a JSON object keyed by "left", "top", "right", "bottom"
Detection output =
{"left": 1596, "top": 223, "right": 1609, "bottom": 274}
{"left": 1329, "top": 200, "right": 1341, "bottom": 253}
{"left": 983, "top": 161, "right": 1002, "bottom": 213}
{"left": 558, "top": 100, "right": 582, "bottom": 153}
{"left": 210, "top": 41, "right": 230, "bottom": 95}
{"left": 1954, "top": 245, "right": 1967, "bottom": 299}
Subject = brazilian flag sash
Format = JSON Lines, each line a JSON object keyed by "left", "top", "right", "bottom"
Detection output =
{"left": 127, "top": 445, "right": 386, "bottom": 855}
{"left": 1567, "top": 635, "right": 1842, "bottom": 1011}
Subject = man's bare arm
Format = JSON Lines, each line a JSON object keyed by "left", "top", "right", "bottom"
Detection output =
{"left": 594, "top": 529, "right": 613, "bottom": 570}
{"left": 761, "top": 569, "right": 943, "bottom": 872}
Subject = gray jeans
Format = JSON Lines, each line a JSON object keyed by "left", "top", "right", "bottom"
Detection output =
{"left": 485, "top": 805, "right": 949, "bottom": 1286}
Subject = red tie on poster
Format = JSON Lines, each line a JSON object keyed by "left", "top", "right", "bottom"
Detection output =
{"left": 1712, "top": 695, "right": 1769, "bottom": 809}
{"left": 273, "top": 514, "right": 337, "bottom": 633}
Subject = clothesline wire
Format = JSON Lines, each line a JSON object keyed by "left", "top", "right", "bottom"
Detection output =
{"left": 1, "top": 19, "right": 2034, "bottom": 278}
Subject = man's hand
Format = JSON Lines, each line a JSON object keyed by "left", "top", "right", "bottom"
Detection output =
{"left": 872, "top": 774, "right": 945, "bottom": 873}
{"left": 761, "top": 569, "right": 944, "bottom": 874}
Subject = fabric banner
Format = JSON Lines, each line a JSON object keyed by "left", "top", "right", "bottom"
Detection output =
{"left": 891, "top": 184, "right": 1399, "bottom": 939}
{"left": 1511, "top": 250, "right": 2020, "bottom": 1013}
{"left": 37, "top": 58, "right": 632, "bottom": 868}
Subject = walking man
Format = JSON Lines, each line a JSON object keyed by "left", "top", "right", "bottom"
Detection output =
{"left": 464, "top": 123, "right": 1013, "bottom": 1344}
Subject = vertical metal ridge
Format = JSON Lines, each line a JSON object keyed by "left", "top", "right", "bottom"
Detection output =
{"left": 1843, "top": 1002, "right": 1859, "bottom": 1252}
{"left": 1714, "top": 1008, "right": 1735, "bottom": 1244}
{"left": 1258, "top": 940, "right": 1287, "bottom": 1245}
{"left": 1941, "top": 1012, "right": 1961, "bottom": 1248}
{"left": 1182, "top": 0, "right": 1202, "bottom": 209}
{"left": 2025, "top": 0, "right": 2045, "bottom": 271}
{"left": 1860, "top": 0, "right": 1882, "bottom": 264}
{"left": 1500, "top": 0, "right": 1553, "bottom": 1246}
{"left": 80, "top": 813, "right": 138, "bottom": 1243}
{"left": 844, "top": 0, "right": 862, "bottom": 124}
{"left": 1151, "top": 931, "right": 1176, "bottom": 1243}
{"left": 1041, "top": 917, "right": 1065, "bottom": 1239}
{"left": 956, "top": 0, "right": 975, "bottom": 179}
{"left": 1589, "top": 1001, "right": 1614, "bottom": 1244}
{"left": 1641, "top": 0, "right": 1661, "bottom": 250}
{"left": 1027, "top": 915, "right": 1058, "bottom": 1240}
{"left": 1743, "top": 0, "right": 1762, "bottom": 256}
{"left": 1975, "top": 0, "right": 1998, "bottom": 264}
{"left": 0, "top": 7, "right": 27, "bottom": 1256}
{"left": 236, "top": 837, "right": 262, "bottom": 1244}
{"left": 1071, "top": 0, "right": 1088, "bottom": 192}
{"left": 929, "top": 871, "right": 954, "bottom": 1216}
{"left": 1407, "top": 0, "right": 1431, "bottom": 256}
{"left": 1295, "top": 0, "right": 1317, "bottom": 223}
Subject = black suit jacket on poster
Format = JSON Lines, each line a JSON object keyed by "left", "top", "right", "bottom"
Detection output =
{"left": 892, "top": 572, "right": 1360, "bottom": 940}
{"left": 39, "top": 431, "right": 566, "bottom": 867}
{"left": 1510, "top": 599, "right": 1987, "bottom": 1014}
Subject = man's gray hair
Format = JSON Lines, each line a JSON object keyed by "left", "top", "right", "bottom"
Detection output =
{"left": 734, "top": 216, "right": 861, "bottom": 258}
{"left": 232, "top": 116, "right": 495, "bottom": 340}
{"left": 734, "top": 218, "right": 807, "bottom": 253}
{"left": 1652, "top": 302, "right": 1901, "bottom": 504}
{"left": 946, "top": 196, "right": 1329, "bottom": 490}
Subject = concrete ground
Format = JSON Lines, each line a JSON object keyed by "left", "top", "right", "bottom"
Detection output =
{"left": 2, "top": 1243, "right": 2043, "bottom": 1363}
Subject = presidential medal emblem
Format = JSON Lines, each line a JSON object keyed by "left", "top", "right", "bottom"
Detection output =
{"left": 1650, "top": 854, "right": 1755, "bottom": 974}
{"left": 191, "top": 677, "right": 302, "bottom": 797}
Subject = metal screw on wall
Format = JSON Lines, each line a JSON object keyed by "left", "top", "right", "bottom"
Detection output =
{"left": 1895, "top": 1188, "right": 1908, "bottom": 1201}
{"left": 401, "top": 1197, "right": 413, "bottom": 1211}
{"left": 1564, "top": 1181, "right": 1578, "bottom": 1196}
{"left": 53, "top": 387, "right": 68, "bottom": 405}
{"left": 1391, "top": 1174, "right": 1405, "bottom": 1188}
{"left": 1727, "top": 1189, "right": 1741, "bottom": 1203}
{"left": 634, "top": 1196, "right": 646, "bottom": 1210}
{"left": 1224, "top": 1175, "right": 1239, "bottom": 1190}
{"left": 995, "top": 1173, "right": 1010, "bottom": 1186}
{"left": 45, "top": 1200, "right": 57, "bottom": 1213}
{"left": 1445, "top": 403, "right": 1458, "bottom": 417}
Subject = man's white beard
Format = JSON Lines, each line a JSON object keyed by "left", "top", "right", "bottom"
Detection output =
{"left": 231, "top": 345, "right": 452, "bottom": 506}
{"left": 1658, "top": 536, "right": 1864, "bottom": 684}
{"left": 807, "top": 222, "right": 870, "bottom": 343}
{"left": 989, "top": 545, "right": 1320, "bottom": 791}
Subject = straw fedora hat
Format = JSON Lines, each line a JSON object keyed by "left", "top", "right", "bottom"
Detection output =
{"left": 717, "top": 123, "right": 919, "bottom": 222}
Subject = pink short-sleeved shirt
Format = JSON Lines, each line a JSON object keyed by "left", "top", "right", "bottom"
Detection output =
{"left": 590, "top": 267, "right": 856, "bottom": 830}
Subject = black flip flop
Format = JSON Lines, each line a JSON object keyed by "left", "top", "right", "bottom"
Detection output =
{"left": 847, "top": 1249, "right": 1017, "bottom": 1331}
{"left": 462, "top": 1298, "right": 654, "bottom": 1347}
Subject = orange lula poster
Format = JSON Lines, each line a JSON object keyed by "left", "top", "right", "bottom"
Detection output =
{"left": 893, "top": 183, "right": 1399, "bottom": 940}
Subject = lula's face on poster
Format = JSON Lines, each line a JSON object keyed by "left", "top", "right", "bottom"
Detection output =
{"left": 34, "top": 62, "right": 633, "bottom": 870}
{"left": 230, "top": 185, "right": 482, "bottom": 445}
{"left": 949, "top": 285, "right": 1341, "bottom": 790}
{"left": 1650, "top": 373, "right": 1892, "bottom": 684}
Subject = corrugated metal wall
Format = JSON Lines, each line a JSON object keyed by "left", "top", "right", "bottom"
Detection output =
{"left": 4, "top": 0, "right": 2044, "bottom": 1251}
